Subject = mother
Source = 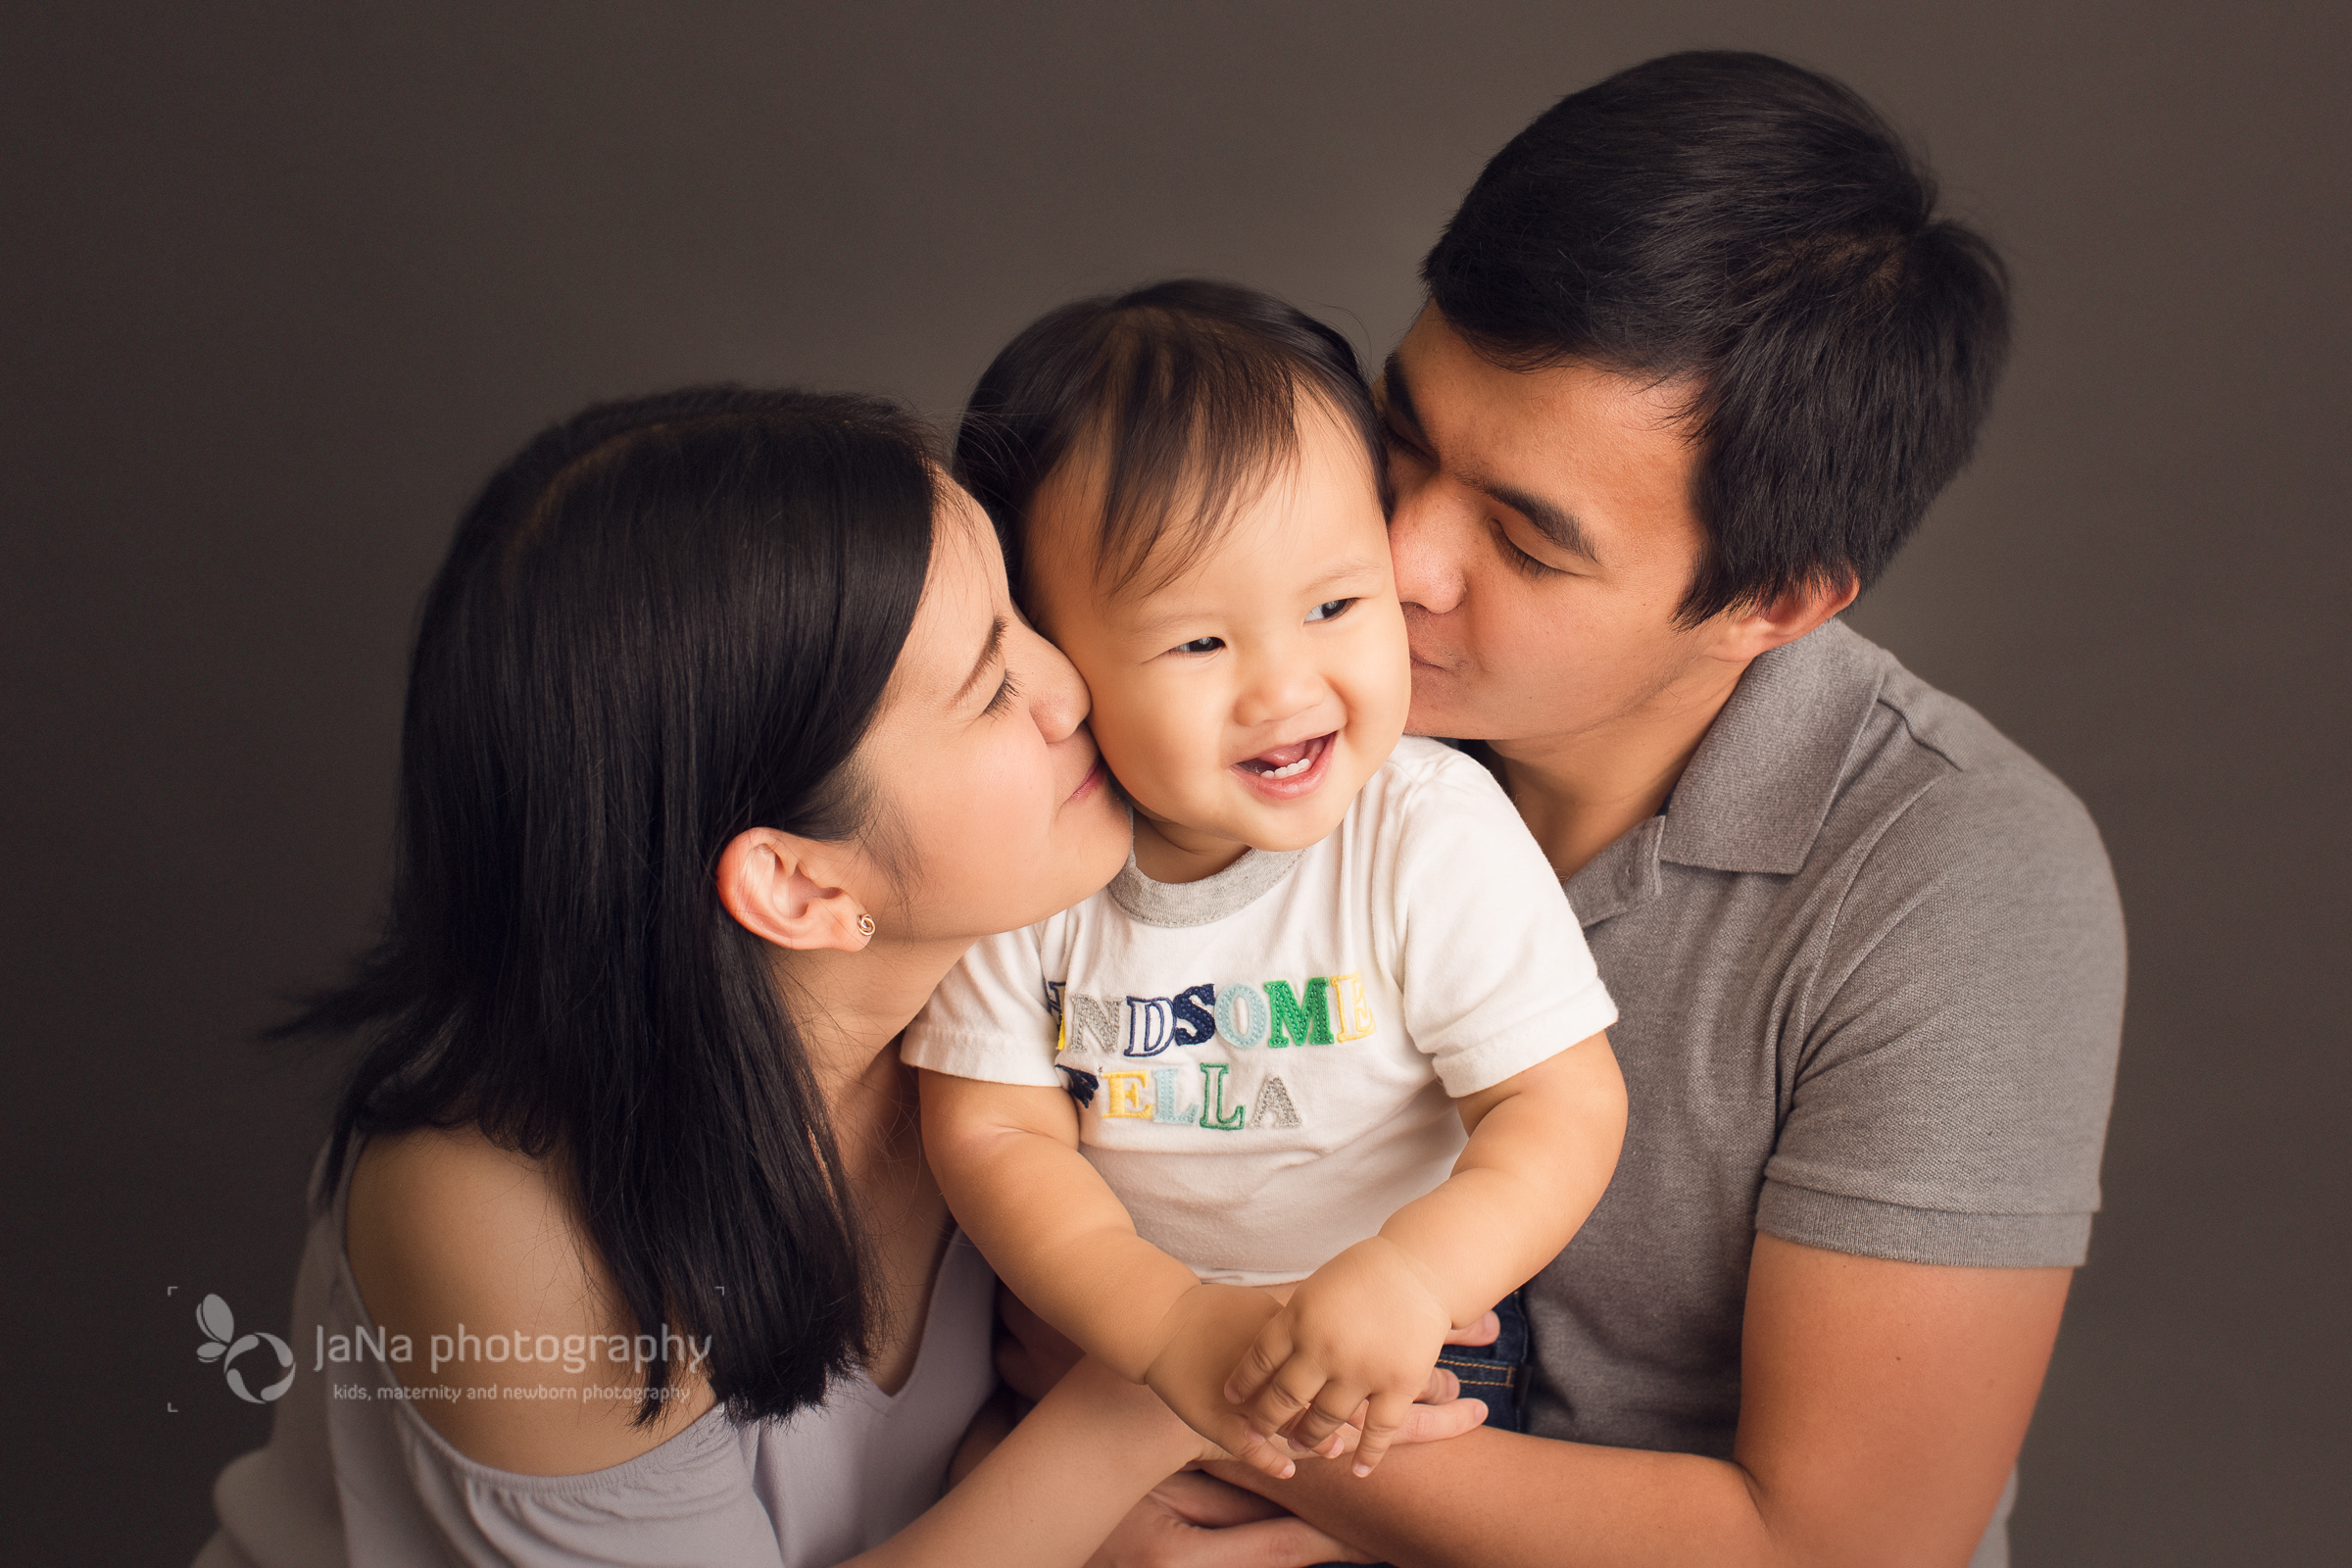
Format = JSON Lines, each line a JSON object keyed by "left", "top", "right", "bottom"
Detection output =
{"left": 195, "top": 386, "right": 1377, "bottom": 1566}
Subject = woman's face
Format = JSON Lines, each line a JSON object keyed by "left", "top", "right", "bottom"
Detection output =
{"left": 852, "top": 485, "right": 1131, "bottom": 942}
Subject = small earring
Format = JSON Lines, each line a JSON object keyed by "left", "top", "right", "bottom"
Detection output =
{"left": 856, "top": 914, "right": 876, "bottom": 939}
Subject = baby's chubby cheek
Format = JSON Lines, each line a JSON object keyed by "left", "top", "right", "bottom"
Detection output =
{"left": 1074, "top": 679, "right": 1201, "bottom": 801}
{"left": 1112, "top": 734, "right": 1214, "bottom": 821}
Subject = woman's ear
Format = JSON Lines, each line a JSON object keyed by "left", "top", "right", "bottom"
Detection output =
{"left": 715, "top": 828, "right": 875, "bottom": 953}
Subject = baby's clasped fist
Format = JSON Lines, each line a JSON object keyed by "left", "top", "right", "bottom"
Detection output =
{"left": 1220, "top": 1236, "right": 1460, "bottom": 1477}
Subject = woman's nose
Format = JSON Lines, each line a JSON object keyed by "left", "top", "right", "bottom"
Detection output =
{"left": 1019, "top": 624, "right": 1092, "bottom": 744}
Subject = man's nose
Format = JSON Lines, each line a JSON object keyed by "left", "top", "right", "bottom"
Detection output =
{"left": 1387, "top": 486, "right": 1465, "bottom": 616}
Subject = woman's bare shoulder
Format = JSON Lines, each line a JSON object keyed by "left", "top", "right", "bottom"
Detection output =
{"left": 347, "top": 1126, "right": 591, "bottom": 1348}
{"left": 346, "top": 1125, "right": 716, "bottom": 1474}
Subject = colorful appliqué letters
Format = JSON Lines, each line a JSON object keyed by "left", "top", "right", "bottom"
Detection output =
{"left": 1047, "top": 972, "right": 1374, "bottom": 1132}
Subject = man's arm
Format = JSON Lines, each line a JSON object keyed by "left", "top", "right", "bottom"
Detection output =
{"left": 1213, "top": 1233, "right": 2070, "bottom": 1568}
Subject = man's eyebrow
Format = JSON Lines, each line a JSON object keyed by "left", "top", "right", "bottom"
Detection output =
{"left": 1379, "top": 353, "right": 1428, "bottom": 444}
{"left": 1382, "top": 350, "right": 1602, "bottom": 566}
{"left": 953, "top": 614, "right": 1007, "bottom": 705}
{"left": 1480, "top": 480, "right": 1603, "bottom": 565}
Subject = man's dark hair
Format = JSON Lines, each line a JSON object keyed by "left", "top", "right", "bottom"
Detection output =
{"left": 956, "top": 277, "right": 1383, "bottom": 602}
{"left": 1424, "top": 50, "right": 2010, "bottom": 622}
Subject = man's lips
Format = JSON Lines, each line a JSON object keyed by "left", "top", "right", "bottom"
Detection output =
{"left": 1405, "top": 617, "right": 1468, "bottom": 675}
{"left": 1408, "top": 644, "right": 1469, "bottom": 675}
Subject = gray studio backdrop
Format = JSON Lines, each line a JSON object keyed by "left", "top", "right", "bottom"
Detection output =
{"left": 4, "top": 2, "right": 2344, "bottom": 1562}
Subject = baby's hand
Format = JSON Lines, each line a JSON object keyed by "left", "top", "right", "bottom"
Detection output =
{"left": 1221, "top": 1237, "right": 1460, "bottom": 1477}
{"left": 1140, "top": 1284, "right": 1305, "bottom": 1482}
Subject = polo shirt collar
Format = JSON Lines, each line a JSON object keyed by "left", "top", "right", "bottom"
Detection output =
{"left": 1657, "top": 617, "right": 1886, "bottom": 876}
{"left": 1563, "top": 619, "right": 1886, "bottom": 922}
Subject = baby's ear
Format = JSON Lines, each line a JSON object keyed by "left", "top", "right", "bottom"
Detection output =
{"left": 715, "top": 828, "right": 874, "bottom": 953}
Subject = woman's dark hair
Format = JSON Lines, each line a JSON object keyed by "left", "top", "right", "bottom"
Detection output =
{"left": 280, "top": 385, "right": 937, "bottom": 1424}
{"left": 955, "top": 278, "right": 1383, "bottom": 604}
{"left": 1423, "top": 50, "right": 2011, "bottom": 622}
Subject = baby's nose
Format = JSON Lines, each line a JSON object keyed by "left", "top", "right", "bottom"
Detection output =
{"left": 1232, "top": 661, "right": 1328, "bottom": 729}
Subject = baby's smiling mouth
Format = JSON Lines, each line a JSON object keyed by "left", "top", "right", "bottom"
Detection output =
{"left": 1235, "top": 732, "right": 1333, "bottom": 780}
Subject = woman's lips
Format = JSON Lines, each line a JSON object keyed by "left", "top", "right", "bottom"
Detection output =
{"left": 1065, "top": 757, "right": 1107, "bottom": 804}
{"left": 1232, "top": 732, "right": 1336, "bottom": 801}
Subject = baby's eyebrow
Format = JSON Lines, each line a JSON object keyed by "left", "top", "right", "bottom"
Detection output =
{"left": 1122, "top": 600, "right": 1213, "bottom": 641}
{"left": 1304, "top": 556, "right": 1386, "bottom": 593}
{"left": 1121, "top": 557, "right": 1386, "bottom": 641}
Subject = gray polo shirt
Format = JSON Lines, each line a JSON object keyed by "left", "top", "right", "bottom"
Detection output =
{"left": 1522, "top": 620, "right": 2123, "bottom": 1556}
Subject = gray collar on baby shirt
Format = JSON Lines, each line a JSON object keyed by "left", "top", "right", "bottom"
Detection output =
{"left": 1107, "top": 845, "right": 1304, "bottom": 929}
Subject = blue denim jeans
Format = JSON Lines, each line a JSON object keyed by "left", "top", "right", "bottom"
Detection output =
{"left": 1432, "top": 1288, "right": 1530, "bottom": 1435}
{"left": 1306, "top": 1292, "right": 1528, "bottom": 1568}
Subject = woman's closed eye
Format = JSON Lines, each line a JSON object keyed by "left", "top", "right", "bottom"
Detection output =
{"left": 981, "top": 669, "right": 1021, "bottom": 717}
{"left": 1304, "top": 598, "right": 1356, "bottom": 623}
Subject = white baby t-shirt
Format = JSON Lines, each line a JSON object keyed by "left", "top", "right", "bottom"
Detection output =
{"left": 903, "top": 736, "right": 1617, "bottom": 1287}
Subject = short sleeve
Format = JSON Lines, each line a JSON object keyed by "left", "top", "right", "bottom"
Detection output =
{"left": 1391, "top": 753, "right": 1618, "bottom": 1096}
{"left": 383, "top": 1402, "right": 783, "bottom": 1567}
{"left": 1758, "top": 764, "right": 2126, "bottom": 1267}
{"left": 901, "top": 921, "right": 1063, "bottom": 1087}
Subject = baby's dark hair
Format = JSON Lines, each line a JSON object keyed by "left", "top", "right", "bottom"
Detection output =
{"left": 955, "top": 278, "right": 1384, "bottom": 603}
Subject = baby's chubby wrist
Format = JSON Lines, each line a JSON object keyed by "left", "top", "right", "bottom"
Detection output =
{"left": 1324, "top": 1233, "right": 1466, "bottom": 1331}
{"left": 1137, "top": 1283, "right": 1285, "bottom": 1387}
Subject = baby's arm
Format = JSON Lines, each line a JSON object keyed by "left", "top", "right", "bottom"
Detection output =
{"left": 915, "top": 1070, "right": 1303, "bottom": 1480}
{"left": 1223, "top": 1030, "right": 1628, "bottom": 1475}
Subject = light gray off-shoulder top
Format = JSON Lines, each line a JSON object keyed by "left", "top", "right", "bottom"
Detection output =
{"left": 193, "top": 1151, "right": 997, "bottom": 1567}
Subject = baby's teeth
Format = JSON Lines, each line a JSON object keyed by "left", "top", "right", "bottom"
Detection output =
{"left": 1264, "top": 754, "right": 1313, "bottom": 779}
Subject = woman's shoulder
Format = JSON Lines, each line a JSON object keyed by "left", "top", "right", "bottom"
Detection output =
{"left": 345, "top": 1125, "right": 718, "bottom": 1476}
{"left": 351, "top": 1120, "right": 555, "bottom": 1236}
{"left": 347, "top": 1126, "right": 575, "bottom": 1348}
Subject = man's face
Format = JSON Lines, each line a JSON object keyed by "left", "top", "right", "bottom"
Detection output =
{"left": 1381, "top": 307, "right": 1720, "bottom": 747}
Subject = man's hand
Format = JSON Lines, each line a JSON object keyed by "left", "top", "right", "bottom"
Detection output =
{"left": 1222, "top": 1237, "right": 1458, "bottom": 1476}
{"left": 1207, "top": 1237, "right": 2074, "bottom": 1568}
{"left": 1084, "top": 1472, "right": 1374, "bottom": 1568}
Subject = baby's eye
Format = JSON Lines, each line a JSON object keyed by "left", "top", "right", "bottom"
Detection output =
{"left": 1171, "top": 635, "right": 1225, "bottom": 656}
{"left": 1304, "top": 599, "right": 1355, "bottom": 623}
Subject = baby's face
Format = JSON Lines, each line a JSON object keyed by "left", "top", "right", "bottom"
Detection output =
{"left": 1027, "top": 400, "right": 1410, "bottom": 862}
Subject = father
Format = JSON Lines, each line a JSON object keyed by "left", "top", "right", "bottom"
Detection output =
{"left": 1081, "top": 50, "right": 2125, "bottom": 1568}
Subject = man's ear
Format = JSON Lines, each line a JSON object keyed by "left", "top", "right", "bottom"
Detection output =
{"left": 1707, "top": 573, "right": 1862, "bottom": 664}
{"left": 715, "top": 828, "right": 874, "bottom": 953}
